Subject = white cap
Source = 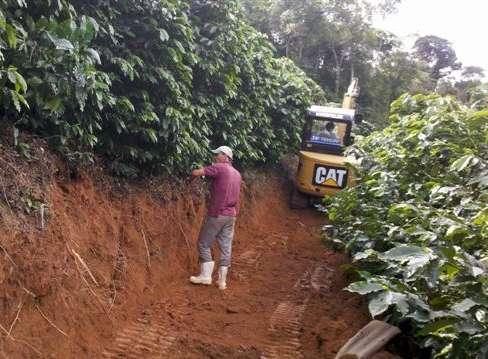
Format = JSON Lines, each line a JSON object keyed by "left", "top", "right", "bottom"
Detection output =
{"left": 211, "top": 145, "right": 233, "bottom": 160}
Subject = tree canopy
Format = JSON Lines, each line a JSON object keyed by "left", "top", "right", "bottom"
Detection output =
{"left": 241, "top": 0, "right": 428, "bottom": 127}
{"left": 413, "top": 35, "right": 461, "bottom": 80}
{"left": 241, "top": 0, "right": 487, "bottom": 130}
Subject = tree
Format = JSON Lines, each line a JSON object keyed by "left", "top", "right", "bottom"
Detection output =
{"left": 467, "top": 83, "right": 488, "bottom": 109}
{"left": 240, "top": 0, "right": 445, "bottom": 131}
{"left": 363, "top": 49, "right": 431, "bottom": 128}
{"left": 437, "top": 65, "right": 486, "bottom": 105}
{"left": 240, "top": 0, "right": 274, "bottom": 34}
{"left": 461, "top": 65, "right": 485, "bottom": 79}
{"left": 457, "top": 66, "right": 487, "bottom": 108}
{"left": 413, "top": 35, "right": 461, "bottom": 80}
{"left": 264, "top": 0, "right": 390, "bottom": 100}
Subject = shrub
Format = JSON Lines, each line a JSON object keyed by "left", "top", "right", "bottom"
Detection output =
{"left": 0, "top": 0, "right": 325, "bottom": 176}
{"left": 325, "top": 94, "right": 488, "bottom": 358}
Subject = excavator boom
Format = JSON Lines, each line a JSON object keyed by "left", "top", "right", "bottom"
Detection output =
{"left": 342, "top": 77, "right": 360, "bottom": 110}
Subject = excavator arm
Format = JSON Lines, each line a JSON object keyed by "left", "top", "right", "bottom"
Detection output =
{"left": 342, "top": 77, "right": 360, "bottom": 110}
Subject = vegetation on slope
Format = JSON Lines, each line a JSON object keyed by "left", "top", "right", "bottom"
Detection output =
{"left": 0, "top": 0, "right": 324, "bottom": 176}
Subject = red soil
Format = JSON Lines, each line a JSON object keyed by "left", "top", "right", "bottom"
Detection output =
{"left": 0, "top": 168, "right": 374, "bottom": 358}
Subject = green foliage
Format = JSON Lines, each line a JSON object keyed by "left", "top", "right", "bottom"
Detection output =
{"left": 240, "top": 0, "right": 437, "bottom": 131}
{"left": 325, "top": 94, "right": 488, "bottom": 357}
{"left": 0, "top": 0, "right": 324, "bottom": 175}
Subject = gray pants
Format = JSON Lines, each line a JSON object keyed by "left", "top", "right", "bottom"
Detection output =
{"left": 198, "top": 215, "right": 236, "bottom": 267}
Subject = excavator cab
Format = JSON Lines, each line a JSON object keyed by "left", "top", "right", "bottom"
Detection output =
{"left": 302, "top": 106, "right": 355, "bottom": 154}
{"left": 290, "top": 78, "right": 361, "bottom": 208}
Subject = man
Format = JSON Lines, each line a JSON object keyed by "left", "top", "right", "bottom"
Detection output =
{"left": 189, "top": 145, "right": 241, "bottom": 290}
{"left": 323, "top": 121, "right": 339, "bottom": 140}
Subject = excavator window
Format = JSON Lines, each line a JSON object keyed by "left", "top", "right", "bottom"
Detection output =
{"left": 302, "top": 116, "right": 352, "bottom": 155}
{"left": 310, "top": 121, "right": 338, "bottom": 144}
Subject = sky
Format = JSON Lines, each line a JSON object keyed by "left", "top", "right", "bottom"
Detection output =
{"left": 373, "top": 0, "right": 488, "bottom": 77}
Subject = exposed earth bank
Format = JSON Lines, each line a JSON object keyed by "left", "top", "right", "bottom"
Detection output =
{"left": 0, "top": 142, "right": 376, "bottom": 358}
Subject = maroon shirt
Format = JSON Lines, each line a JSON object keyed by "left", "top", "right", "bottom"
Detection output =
{"left": 203, "top": 163, "right": 241, "bottom": 217}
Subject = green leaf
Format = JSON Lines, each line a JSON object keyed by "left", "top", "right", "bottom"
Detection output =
{"left": 368, "top": 290, "right": 393, "bottom": 317}
{"left": 47, "top": 32, "right": 74, "bottom": 51}
{"left": 80, "top": 16, "right": 99, "bottom": 42}
{"left": 5, "top": 23, "right": 17, "bottom": 48}
{"left": 445, "top": 225, "right": 469, "bottom": 241}
{"left": 159, "top": 29, "right": 169, "bottom": 42}
{"left": 387, "top": 203, "right": 418, "bottom": 224}
{"left": 392, "top": 292, "right": 410, "bottom": 315}
{"left": 55, "top": 38, "right": 74, "bottom": 51}
{"left": 472, "top": 207, "right": 488, "bottom": 226}
{"left": 44, "top": 97, "right": 62, "bottom": 113}
{"left": 7, "top": 68, "right": 16, "bottom": 85}
{"left": 379, "top": 245, "right": 435, "bottom": 278}
{"left": 16, "top": 93, "right": 29, "bottom": 109}
{"left": 456, "top": 319, "right": 483, "bottom": 335}
{"left": 173, "top": 39, "right": 185, "bottom": 54}
{"left": 353, "top": 249, "right": 377, "bottom": 261}
{"left": 475, "top": 309, "right": 486, "bottom": 323}
{"left": 406, "top": 310, "right": 431, "bottom": 323}
{"left": 146, "top": 129, "right": 158, "bottom": 143}
{"left": 379, "top": 245, "right": 431, "bottom": 262}
{"left": 87, "top": 16, "right": 99, "bottom": 33}
{"left": 452, "top": 298, "right": 477, "bottom": 313}
{"left": 118, "top": 97, "right": 135, "bottom": 112}
{"left": 450, "top": 155, "right": 479, "bottom": 172}
{"left": 15, "top": 72, "right": 27, "bottom": 93}
{"left": 418, "top": 318, "right": 457, "bottom": 336}
{"left": 86, "top": 48, "right": 101, "bottom": 64}
{"left": 0, "top": 10, "right": 6, "bottom": 31}
{"left": 167, "top": 47, "right": 179, "bottom": 63}
{"left": 345, "top": 281, "right": 384, "bottom": 295}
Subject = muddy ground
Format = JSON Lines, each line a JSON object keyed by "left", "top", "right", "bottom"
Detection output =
{"left": 0, "top": 138, "right": 383, "bottom": 358}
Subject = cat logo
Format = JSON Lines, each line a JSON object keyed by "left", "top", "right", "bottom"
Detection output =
{"left": 313, "top": 164, "right": 348, "bottom": 189}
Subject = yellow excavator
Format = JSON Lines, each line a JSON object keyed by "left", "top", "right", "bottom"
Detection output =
{"left": 290, "top": 78, "right": 362, "bottom": 208}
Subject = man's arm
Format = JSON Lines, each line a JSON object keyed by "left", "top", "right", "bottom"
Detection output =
{"left": 191, "top": 168, "right": 205, "bottom": 177}
{"left": 193, "top": 164, "right": 220, "bottom": 178}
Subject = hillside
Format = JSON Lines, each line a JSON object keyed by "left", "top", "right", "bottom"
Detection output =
{"left": 0, "top": 134, "right": 379, "bottom": 358}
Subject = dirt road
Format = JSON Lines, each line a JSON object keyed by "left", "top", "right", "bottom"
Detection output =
{"left": 0, "top": 171, "right": 370, "bottom": 358}
{"left": 98, "top": 175, "right": 370, "bottom": 358}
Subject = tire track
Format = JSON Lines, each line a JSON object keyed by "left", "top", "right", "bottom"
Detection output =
{"left": 102, "top": 318, "right": 176, "bottom": 358}
{"left": 101, "top": 260, "right": 335, "bottom": 358}
{"left": 310, "top": 264, "right": 334, "bottom": 294}
{"left": 261, "top": 301, "right": 307, "bottom": 359}
{"left": 261, "top": 264, "right": 334, "bottom": 358}
{"left": 232, "top": 249, "right": 261, "bottom": 280}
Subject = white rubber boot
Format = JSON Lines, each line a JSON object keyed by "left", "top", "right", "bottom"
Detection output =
{"left": 190, "top": 261, "right": 214, "bottom": 285}
{"left": 217, "top": 266, "right": 228, "bottom": 290}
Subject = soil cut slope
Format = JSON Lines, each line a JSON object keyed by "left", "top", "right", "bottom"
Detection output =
{"left": 0, "top": 161, "right": 371, "bottom": 358}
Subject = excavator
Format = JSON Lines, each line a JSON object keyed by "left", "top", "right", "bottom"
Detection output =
{"left": 290, "top": 77, "right": 362, "bottom": 208}
{"left": 289, "top": 79, "right": 403, "bottom": 358}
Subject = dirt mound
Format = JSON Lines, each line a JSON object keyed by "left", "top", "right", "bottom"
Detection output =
{"left": 0, "top": 145, "right": 375, "bottom": 358}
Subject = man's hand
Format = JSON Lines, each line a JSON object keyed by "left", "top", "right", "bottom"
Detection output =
{"left": 191, "top": 168, "right": 205, "bottom": 177}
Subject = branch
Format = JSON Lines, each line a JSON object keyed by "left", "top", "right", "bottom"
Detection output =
{"left": 34, "top": 304, "right": 68, "bottom": 337}
{"left": 140, "top": 229, "right": 151, "bottom": 269}
{"left": 7, "top": 301, "right": 23, "bottom": 338}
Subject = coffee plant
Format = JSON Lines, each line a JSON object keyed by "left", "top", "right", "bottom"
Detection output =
{"left": 0, "top": 0, "right": 324, "bottom": 176}
{"left": 325, "top": 94, "right": 488, "bottom": 358}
